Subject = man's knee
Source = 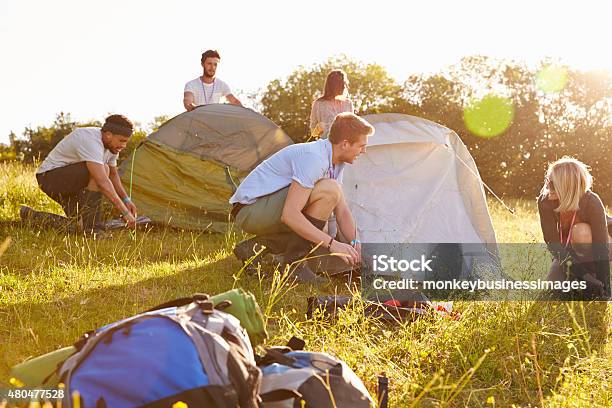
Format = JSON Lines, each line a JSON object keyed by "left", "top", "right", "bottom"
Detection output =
{"left": 311, "top": 179, "right": 342, "bottom": 205}
{"left": 87, "top": 164, "right": 109, "bottom": 191}
{"left": 571, "top": 223, "right": 592, "bottom": 244}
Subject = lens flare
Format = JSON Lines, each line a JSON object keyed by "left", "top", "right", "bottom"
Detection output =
{"left": 463, "top": 94, "right": 514, "bottom": 138}
{"left": 536, "top": 65, "right": 568, "bottom": 93}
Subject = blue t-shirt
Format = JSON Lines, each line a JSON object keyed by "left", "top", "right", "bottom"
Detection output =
{"left": 230, "top": 139, "right": 345, "bottom": 205}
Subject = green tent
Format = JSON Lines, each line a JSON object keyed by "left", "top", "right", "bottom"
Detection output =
{"left": 120, "top": 104, "right": 293, "bottom": 231}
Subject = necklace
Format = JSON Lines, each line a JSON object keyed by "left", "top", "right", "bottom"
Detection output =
{"left": 559, "top": 211, "right": 577, "bottom": 247}
{"left": 200, "top": 78, "right": 216, "bottom": 105}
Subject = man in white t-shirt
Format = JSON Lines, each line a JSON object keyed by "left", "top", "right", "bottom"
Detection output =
{"left": 183, "top": 49, "right": 242, "bottom": 110}
{"left": 21, "top": 115, "right": 139, "bottom": 234}
{"left": 230, "top": 113, "right": 374, "bottom": 282}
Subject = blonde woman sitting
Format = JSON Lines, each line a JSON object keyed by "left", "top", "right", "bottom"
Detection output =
{"left": 538, "top": 157, "right": 611, "bottom": 298}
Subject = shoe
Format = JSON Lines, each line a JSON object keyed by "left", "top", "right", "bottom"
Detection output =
{"left": 19, "top": 205, "right": 34, "bottom": 221}
{"left": 285, "top": 262, "right": 326, "bottom": 284}
{"left": 77, "top": 190, "right": 103, "bottom": 233}
{"left": 234, "top": 237, "right": 270, "bottom": 263}
{"left": 20, "top": 205, "right": 75, "bottom": 232}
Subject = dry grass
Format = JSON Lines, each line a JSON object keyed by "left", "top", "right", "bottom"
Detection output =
{"left": 1, "top": 162, "right": 610, "bottom": 407}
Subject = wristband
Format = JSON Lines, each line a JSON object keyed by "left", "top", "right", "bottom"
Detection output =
{"left": 122, "top": 196, "right": 131, "bottom": 204}
{"left": 350, "top": 239, "right": 361, "bottom": 247}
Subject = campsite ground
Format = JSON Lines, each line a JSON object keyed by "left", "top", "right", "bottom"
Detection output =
{"left": 1, "top": 161, "right": 610, "bottom": 407}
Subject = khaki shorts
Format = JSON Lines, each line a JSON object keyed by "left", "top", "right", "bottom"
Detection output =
{"left": 235, "top": 187, "right": 294, "bottom": 235}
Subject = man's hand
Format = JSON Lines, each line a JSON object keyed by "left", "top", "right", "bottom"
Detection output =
{"left": 330, "top": 240, "right": 360, "bottom": 266}
{"left": 125, "top": 200, "right": 138, "bottom": 217}
{"left": 124, "top": 212, "right": 137, "bottom": 228}
{"left": 226, "top": 94, "right": 243, "bottom": 106}
{"left": 183, "top": 91, "right": 196, "bottom": 111}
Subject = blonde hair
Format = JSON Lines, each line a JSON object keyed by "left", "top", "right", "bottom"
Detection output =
{"left": 541, "top": 156, "right": 593, "bottom": 212}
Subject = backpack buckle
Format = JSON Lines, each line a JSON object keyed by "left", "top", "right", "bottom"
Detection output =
{"left": 193, "top": 293, "right": 210, "bottom": 302}
{"left": 196, "top": 300, "right": 215, "bottom": 314}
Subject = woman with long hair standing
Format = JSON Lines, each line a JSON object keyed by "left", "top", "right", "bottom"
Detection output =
{"left": 309, "top": 70, "right": 354, "bottom": 139}
{"left": 538, "top": 157, "right": 611, "bottom": 298}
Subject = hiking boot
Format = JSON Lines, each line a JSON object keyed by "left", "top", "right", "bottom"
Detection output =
{"left": 76, "top": 190, "right": 103, "bottom": 234}
{"left": 19, "top": 205, "right": 76, "bottom": 232}
{"left": 274, "top": 248, "right": 327, "bottom": 284}
{"left": 272, "top": 215, "right": 328, "bottom": 284}
{"left": 284, "top": 262, "right": 326, "bottom": 284}
{"left": 234, "top": 237, "right": 271, "bottom": 263}
{"left": 19, "top": 205, "right": 34, "bottom": 221}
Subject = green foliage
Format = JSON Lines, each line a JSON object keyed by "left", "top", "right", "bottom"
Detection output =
{"left": 398, "top": 56, "right": 612, "bottom": 202}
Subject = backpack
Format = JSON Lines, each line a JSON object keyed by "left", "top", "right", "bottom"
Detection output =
{"left": 257, "top": 343, "right": 374, "bottom": 408}
{"left": 11, "top": 289, "right": 267, "bottom": 389}
{"left": 58, "top": 294, "right": 261, "bottom": 408}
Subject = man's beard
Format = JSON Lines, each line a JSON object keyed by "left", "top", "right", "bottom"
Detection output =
{"left": 102, "top": 139, "right": 119, "bottom": 154}
{"left": 203, "top": 69, "right": 215, "bottom": 79}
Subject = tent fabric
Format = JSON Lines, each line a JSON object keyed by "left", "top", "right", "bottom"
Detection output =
{"left": 343, "top": 113, "right": 496, "bottom": 245}
{"left": 120, "top": 104, "right": 293, "bottom": 231}
{"left": 308, "top": 114, "right": 500, "bottom": 280}
{"left": 147, "top": 104, "right": 292, "bottom": 172}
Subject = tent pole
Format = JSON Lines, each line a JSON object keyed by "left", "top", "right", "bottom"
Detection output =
{"left": 453, "top": 152, "right": 516, "bottom": 215}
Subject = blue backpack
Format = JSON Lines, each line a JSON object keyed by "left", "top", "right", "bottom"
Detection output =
{"left": 58, "top": 294, "right": 261, "bottom": 408}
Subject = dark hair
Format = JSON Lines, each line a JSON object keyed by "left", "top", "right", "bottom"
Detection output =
{"left": 101, "top": 114, "right": 134, "bottom": 137}
{"left": 319, "top": 70, "right": 348, "bottom": 101}
{"left": 201, "top": 50, "right": 221, "bottom": 64}
{"left": 328, "top": 112, "right": 374, "bottom": 144}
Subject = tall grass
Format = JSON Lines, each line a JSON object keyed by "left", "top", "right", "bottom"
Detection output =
{"left": 1, "top": 162, "right": 610, "bottom": 407}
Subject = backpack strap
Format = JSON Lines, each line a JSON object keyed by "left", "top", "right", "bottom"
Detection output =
{"left": 145, "top": 293, "right": 211, "bottom": 312}
{"left": 257, "top": 348, "right": 296, "bottom": 367}
{"left": 286, "top": 336, "right": 305, "bottom": 351}
{"left": 256, "top": 336, "right": 306, "bottom": 366}
{"left": 259, "top": 389, "right": 303, "bottom": 403}
{"left": 225, "top": 343, "right": 261, "bottom": 408}
{"left": 178, "top": 312, "right": 261, "bottom": 408}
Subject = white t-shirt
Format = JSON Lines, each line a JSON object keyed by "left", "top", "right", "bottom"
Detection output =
{"left": 37, "top": 127, "right": 118, "bottom": 174}
{"left": 184, "top": 77, "right": 232, "bottom": 105}
{"left": 230, "top": 139, "right": 345, "bottom": 205}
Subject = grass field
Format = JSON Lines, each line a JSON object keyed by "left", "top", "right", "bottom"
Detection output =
{"left": 1, "top": 161, "right": 610, "bottom": 407}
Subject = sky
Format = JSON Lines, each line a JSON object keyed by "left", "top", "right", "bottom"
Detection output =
{"left": 0, "top": 0, "right": 610, "bottom": 143}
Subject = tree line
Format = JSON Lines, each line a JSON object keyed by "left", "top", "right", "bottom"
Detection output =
{"left": 2, "top": 56, "right": 610, "bottom": 201}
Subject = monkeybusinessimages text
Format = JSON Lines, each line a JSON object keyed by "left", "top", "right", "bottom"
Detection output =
{"left": 370, "top": 255, "right": 587, "bottom": 293}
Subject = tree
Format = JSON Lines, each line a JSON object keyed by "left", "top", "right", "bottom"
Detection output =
{"left": 394, "top": 56, "right": 611, "bottom": 202}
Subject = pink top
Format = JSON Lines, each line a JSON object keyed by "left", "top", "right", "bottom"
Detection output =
{"left": 309, "top": 98, "right": 354, "bottom": 138}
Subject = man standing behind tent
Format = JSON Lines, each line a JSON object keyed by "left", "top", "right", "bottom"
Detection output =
{"left": 21, "top": 115, "right": 138, "bottom": 234}
{"left": 230, "top": 112, "right": 374, "bottom": 282}
{"left": 183, "top": 50, "right": 242, "bottom": 110}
